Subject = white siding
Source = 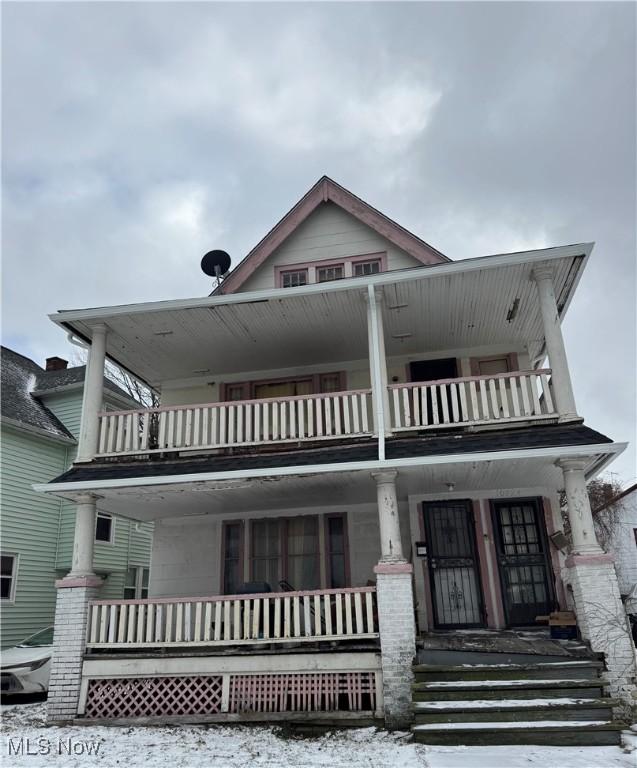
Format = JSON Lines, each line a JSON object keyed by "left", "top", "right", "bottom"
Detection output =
{"left": 600, "top": 488, "right": 637, "bottom": 596}
{"left": 239, "top": 203, "right": 423, "bottom": 293}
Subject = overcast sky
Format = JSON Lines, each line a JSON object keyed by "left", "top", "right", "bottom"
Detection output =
{"left": 2, "top": 2, "right": 635, "bottom": 483}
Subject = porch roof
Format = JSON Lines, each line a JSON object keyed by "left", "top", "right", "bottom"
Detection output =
{"left": 49, "top": 244, "right": 591, "bottom": 388}
{"left": 35, "top": 424, "right": 624, "bottom": 522}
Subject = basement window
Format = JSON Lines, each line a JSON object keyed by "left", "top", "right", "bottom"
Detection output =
{"left": 95, "top": 513, "right": 114, "bottom": 544}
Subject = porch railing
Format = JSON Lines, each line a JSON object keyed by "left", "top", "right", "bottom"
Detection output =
{"left": 96, "top": 389, "right": 372, "bottom": 458}
{"left": 85, "top": 587, "right": 378, "bottom": 650}
{"left": 389, "top": 369, "right": 556, "bottom": 431}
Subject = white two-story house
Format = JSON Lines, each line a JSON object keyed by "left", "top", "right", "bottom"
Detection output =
{"left": 37, "top": 177, "right": 635, "bottom": 742}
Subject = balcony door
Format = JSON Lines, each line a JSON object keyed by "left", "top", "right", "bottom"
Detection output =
{"left": 423, "top": 500, "right": 485, "bottom": 628}
{"left": 409, "top": 358, "right": 458, "bottom": 425}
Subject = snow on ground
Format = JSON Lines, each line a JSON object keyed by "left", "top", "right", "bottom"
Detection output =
{"left": 0, "top": 703, "right": 634, "bottom": 768}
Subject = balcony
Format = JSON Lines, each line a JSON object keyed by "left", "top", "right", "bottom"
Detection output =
{"left": 95, "top": 370, "right": 556, "bottom": 459}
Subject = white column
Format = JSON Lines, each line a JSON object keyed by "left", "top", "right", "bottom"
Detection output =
{"left": 69, "top": 494, "right": 97, "bottom": 577}
{"left": 76, "top": 323, "right": 108, "bottom": 462}
{"left": 533, "top": 267, "right": 578, "bottom": 421}
{"left": 373, "top": 470, "right": 405, "bottom": 562}
{"left": 366, "top": 286, "right": 391, "bottom": 450}
{"left": 558, "top": 458, "right": 603, "bottom": 555}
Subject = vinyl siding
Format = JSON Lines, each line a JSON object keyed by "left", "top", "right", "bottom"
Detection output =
{"left": 0, "top": 426, "right": 67, "bottom": 648}
{"left": 239, "top": 203, "right": 423, "bottom": 292}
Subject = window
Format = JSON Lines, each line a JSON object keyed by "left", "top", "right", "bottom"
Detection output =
{"left": 326, "top": 515, "right": 348, "bottom": 588}
{"left": 317, "top": 264, "right": 344, "bottom": 283}
{"left": 477, "top": 357, "right": 511, "bottom": 376}
{"left": 250, "top": 517, "right": 320, "bottom": 591}
{"left": 353, "top": 259, "right": 381, "bottom": 277}
{"left": 223, "top": 523, "right": 242, "bottom": 594}
{"left": 634, "top": 528, "right": 637, "bottom": 547}
{"left": 225, "top": 383, "right": 248, "bottom": 401}
{"left": 0, "top": 553, "right": 18, "bottom": 601}
{"left": 281, "top": 269, "right": 308, "bottom": 288}
{"left": 95, "top": 513, "right": 114, "bottom": 543}
{"left": 124, "top": 567, "right": 149, "bottom": 599}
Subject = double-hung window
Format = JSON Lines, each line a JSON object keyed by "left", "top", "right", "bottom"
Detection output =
{"left": 249, "top": 517, "right": 319, "bottom": 591}
{"left": 124, "top": 567, "right": 149, "bottom": 599}
{"left": 280, "top": 269, "right": 308, "bottom": 288}
{"left": 0, "top": 553, "right": 18, "bottom": 601}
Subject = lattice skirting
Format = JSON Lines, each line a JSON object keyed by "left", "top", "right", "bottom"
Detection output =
{"left": 229, "top": 672, "right": 376, "bottom": 713}
{"left": 84, "top": 676, "right": 223, "bottom": 719}
{"left": 84, "top": 672, "right": 377, "bottom": 719}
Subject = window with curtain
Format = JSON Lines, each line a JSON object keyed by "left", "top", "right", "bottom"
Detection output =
{"left": 477, "top": 357, "right": 511, "bottom": 376}
{"left": 327, "top": 515, "right": 347, "bottom": 588}
{"left": 286, "top": 517, "right": 319, "bottom": 590}
{"left": 223, "top": 523, "right": 242, "bottom": 593}
{"left": 251, "top": 519, "right": 281, "bottom": 587}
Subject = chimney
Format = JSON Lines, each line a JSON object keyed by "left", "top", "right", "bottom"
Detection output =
{"left": 45, "top": 356, "right": 68, "bottom": 372}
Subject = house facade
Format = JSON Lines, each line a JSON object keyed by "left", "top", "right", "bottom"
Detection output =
{"left": 594, "top": 484, "right": 637, "bottom": 609}
{"left": 1, "top": 348, "right": 153, "bottom": 649}
{"left": 37, "top": 177, "right": 636, "bottom": 731}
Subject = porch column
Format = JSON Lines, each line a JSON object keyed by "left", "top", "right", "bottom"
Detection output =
{"left": 69, "top": 493, "right": 98, "bottom": 577}
{"left": 558, "top": 458, "right": 603, "bottom": 556}
{"left": 47, "top": 493, "right": 102, "bottom": 723}
{"left": 76, "top": 323, "right": 108, "bottom": 462}
{"left": 372, "top": 471, "right": 416, "bottom": 729}
{"left": 559, "top": 457, "right": 637, "bottom": 709}
{"left": 366, "top": 285, "right": 391, "bottom": 449}
{"left": 532, "top": 267, "right": 578, "bottom": 421}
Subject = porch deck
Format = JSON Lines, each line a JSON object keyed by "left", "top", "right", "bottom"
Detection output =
{"left": 95, "top": 370, "right": 556, "bottom": 459}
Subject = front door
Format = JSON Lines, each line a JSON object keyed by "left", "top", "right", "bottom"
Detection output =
{"left": 423, "top": 500, "right": 485, "bottom": 628}
{"left": 492, "top": 499, "right": 555, "bottom": 626}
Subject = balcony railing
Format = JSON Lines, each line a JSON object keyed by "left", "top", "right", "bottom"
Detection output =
{"left": 85, "top": 587, "right": 378, "bottom": 650}
{"left": 389, "top": 369, "right": 556, "bottom": 431}
{"left": 97, "top": 389, "right": 373, "bottom": 458}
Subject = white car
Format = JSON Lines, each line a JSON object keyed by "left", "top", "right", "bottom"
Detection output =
{"left": 1, "top": 627, "right": 53, "bottom": 695}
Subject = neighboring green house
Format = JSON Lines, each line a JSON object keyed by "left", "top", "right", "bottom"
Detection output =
{"left": 1, "top": 347, "right": 153, "bottom": 648}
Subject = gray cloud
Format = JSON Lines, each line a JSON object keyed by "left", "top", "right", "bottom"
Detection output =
{"left": 2, "top": 1, "right": 635, "bottom": 481}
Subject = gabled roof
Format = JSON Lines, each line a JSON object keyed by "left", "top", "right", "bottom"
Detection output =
{"left": 219, "top": 176, "right": 450, "bottom": 294}
{"left": 1, "top": 346, "right": 139, "bottom": 442}
{"left": 1, "top": 347, "right": 75, "bottom": 441}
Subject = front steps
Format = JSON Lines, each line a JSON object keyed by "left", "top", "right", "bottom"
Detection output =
{"left": 411, "top": 660, "right": 625, "bottom": 746}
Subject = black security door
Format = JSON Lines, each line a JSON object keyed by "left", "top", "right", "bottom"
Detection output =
{"left": 492, "top": 499, "right": 555, "bottom": 626}
{"left": 423, "top": 500, "right": 485, "bottom": 628}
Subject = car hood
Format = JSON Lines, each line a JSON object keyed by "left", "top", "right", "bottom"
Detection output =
{"left": 1, "top": 646, "right": 52, "bottom": 668}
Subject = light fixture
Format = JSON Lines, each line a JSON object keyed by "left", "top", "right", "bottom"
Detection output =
{"left": 445, "top": 482, "right": 455, "bottom": 492}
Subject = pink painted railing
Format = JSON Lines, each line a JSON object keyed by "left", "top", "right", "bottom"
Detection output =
{"left": 96, "top": 389, "right": 372, "bottom": 457}
{"left": 85, "top": 587, "right": 378, "bottom": 649}
{"left": 389, "top": 369, "right": 556, "bottom": 431}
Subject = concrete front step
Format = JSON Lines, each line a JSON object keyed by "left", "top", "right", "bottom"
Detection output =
{"left": 411, "top": 720, "right": 624, "bottom": 746}
{"left": 413, "top": 661, "right": 603, "bottom": 682}
{"left": 412, "top": 679, "right": 605, "bottom": 701}
{"left": 413, "top": 698, "right": 617, "bottom": 724}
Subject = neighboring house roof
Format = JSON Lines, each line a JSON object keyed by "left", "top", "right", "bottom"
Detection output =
{"left": 218, "top": 175, "right": 450, "bottom": 294}
{"left": 51, "top": 423, "right": 611, "bottom": 484}
{"left": 1, "top": 346, "right": 138, "bottom": 442}
{"left": 32, "top": 363, "right": 137, "bottom": 406}
{"left": 1, "top": 347, "right": 75, "bottom": 441}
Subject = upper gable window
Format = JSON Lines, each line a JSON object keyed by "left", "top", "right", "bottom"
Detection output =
{"left": 317, "top": 265, "right": 344, "bottom": 283}
{"left": 280, "top": 269, "right": 308, "bottom": 288}
{"left": 353, "top": 259, "right": 381, "bottom": 277}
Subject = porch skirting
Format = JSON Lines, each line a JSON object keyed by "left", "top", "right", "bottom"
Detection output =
{"left": 78, "top": 652, "right": 383, "bottom": 723}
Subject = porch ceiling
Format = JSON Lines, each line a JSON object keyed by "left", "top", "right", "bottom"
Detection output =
{"left": 52, "top": 449, "right": 610, "bottom": 523}
{"left": 50, "top": 245, "right": 589, "bottom": 388}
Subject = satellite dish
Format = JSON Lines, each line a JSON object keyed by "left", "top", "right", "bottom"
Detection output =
{"left": 201, "top": 250, "right": 231, "bottom": 278}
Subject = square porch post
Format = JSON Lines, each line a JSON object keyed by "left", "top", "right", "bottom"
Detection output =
{"left": 559, "top": 458, "right": 637, "bottom": 712}
{"left": 47, "top": 493, "right": 102, "bottom": 723}
{"left": 372, "top": 470, "right": 417, "bottom": 729}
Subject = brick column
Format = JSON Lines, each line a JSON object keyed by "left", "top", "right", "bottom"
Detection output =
{"left": 559, "top": 458, "right": 637, "bottom": 712}
{"left": 372, "top": 470, "right": 416, "bottom": 729}
{"left": 46, "top": 576, "right": 102, "bottom": 723}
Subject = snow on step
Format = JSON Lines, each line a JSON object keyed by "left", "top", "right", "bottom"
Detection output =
{"left": 420, "top": 678, "right": 593, "bottom": 687}
{"left": 413, "top": 720, "right": 610, "bottom": 731}
{"left": 414, "top": 698, "right": 599, "bottom": 710}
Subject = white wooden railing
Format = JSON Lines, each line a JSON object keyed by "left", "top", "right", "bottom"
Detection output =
{"left": 389, "top": 369, "right": 556, "bottom": 431}
{"left": 96, "top": 389, "right": 372, "bottom": 457}
{"left": 85, "top": 587, "right": 378, "bottom": 650}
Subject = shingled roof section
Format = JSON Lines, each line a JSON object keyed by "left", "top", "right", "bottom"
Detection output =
{"left": 50, "top": 423, "right": 612, "bottom": 484}
{"left": 1, "top": 347, "right": 75, "bottom": 440}
{"left": 33, "top": 364, "right": 136, "bottom": 404}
